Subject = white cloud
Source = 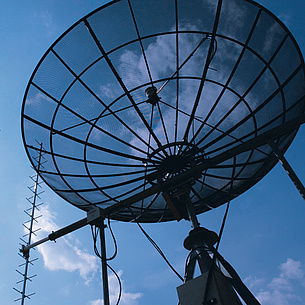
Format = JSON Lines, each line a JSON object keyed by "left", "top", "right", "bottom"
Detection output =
{"left": 26, "top": 91, "right": 52, "bottom": 106}
{"left": 87, "top": 16, "right": 266, "bottom": 163}
{"left": 23, "top": 205, "right": 142, "bottom": 302}
{"left": 268, "top": 276, "right": 291, "bottom": 292}
{"left": 244, "top": 274, "right": 266, "bottom": 290}
{"left": 114, "top": 20, "right": 259, "bottom": 155}
{"left": 262, "top": 21, "right": 283, "bottom": 55}
{"left": 117, "top": 23, "right": 212, "bottom": 150}
{"left": 205, "top": 0, "right": 248, "bottom": 38}
{"left": 88, "top": 270, "right": 142, "bottom": 305}
{"left": 31, "top": 205, "right": 99, "bottom": 283}
{"left": 280, "top": 258, "right": 305, "bottom": 280}
{"left": 89, "top": 300, "right": 103, "bottom": 305}
{"left": 245, "top": 258, "right": 305, "bottom": 305}
{"left": 257, "top": 290, "right": 301, "bottom": 305}
{"left": 99, "top": 82, "right": 123, "bottom": 100}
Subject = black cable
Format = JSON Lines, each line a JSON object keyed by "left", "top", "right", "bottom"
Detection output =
{"left": 107, "top": 218, "right": 118, "bottom": 261}
{"left": 90, "top": 223, "right": 122, "bottom": 305}
{"left": 107, "top": 263, "right": 122, "bottom": 305}
{"left": 90, "top": 220, "right": 118, "bottom": 261}
{"left": 216, "top": 202, "right": 230, "bottom": 252}
{"left": 136, "top": 221, "right": 184, "bottom": 282}
{"left": 127, "top": 206, "right": 184, "bottom": 282}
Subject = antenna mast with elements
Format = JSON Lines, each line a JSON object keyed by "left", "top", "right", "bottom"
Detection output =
{"left": 14, "top": 143, "right": 45, "bottom": 304}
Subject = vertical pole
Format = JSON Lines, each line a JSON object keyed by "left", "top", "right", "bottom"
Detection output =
{"left": 269, "top": 139, "right": 305, "bottom": 200}
{"left": 185, "top": 196, "right": 200, "bottom": 228}
{"left": 98, "top": 220, "right": 110, "bottom": 305}
{"left": 21, "top": 254, "right": 29, "bottom": 305}
{"left": 184, "top": 197, "right": 213, "bottom": 276}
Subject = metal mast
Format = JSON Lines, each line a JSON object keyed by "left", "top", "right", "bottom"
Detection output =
{"left": 14, "top": 143, "right": 45, "bottom": 304}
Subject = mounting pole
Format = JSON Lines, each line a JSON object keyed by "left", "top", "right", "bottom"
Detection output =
{"left": 184, "top": 196, "right": 214, "bottom": 279}
{"left": 99, "top": 219, "right": 110, "bottom": 305}
{"left": 268, "top": 139, "right": 305, "bottom": 200}
{"left": 185, "top": 197, "right": 200, "bottom": 229}
{"left": 87, "top": 208, "right": 110, "bottom": 305}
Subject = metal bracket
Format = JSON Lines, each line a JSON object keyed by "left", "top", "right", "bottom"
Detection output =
{"left": 87, "top": 207, "right": 105, "bottom": 226}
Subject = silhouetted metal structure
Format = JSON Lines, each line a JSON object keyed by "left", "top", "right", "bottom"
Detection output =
{"left": 20, "top": 0, "right": 305, "bottom": 304}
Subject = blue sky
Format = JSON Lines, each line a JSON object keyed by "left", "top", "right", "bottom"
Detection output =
{"left": 1, "top": 1, "right": 305, "bottom": 305}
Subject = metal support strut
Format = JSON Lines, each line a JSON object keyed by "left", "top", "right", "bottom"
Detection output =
{"left": 269, "top": 139, "right": 305, "bottom": 200}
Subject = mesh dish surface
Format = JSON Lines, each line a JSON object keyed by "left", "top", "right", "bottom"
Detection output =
{"left": 22, "top": 0, "right": 305, "bottom": 222}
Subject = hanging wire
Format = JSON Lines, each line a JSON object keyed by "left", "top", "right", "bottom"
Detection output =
{"left": 136, "top": 221, "right": 184, "bottom": 282}
{"left": 107, "top": 263, "right": 122, "bottom": 305}
{"left": 128, "top": 207, "right": 184, "bottom": 281}
{"left": 215, "top": 157, "right": 236, "bottom": 251}
{"left": 90, "top": 219, "right": 118, "bottom": 261}
{"left": 215, "top": 201, "right": 230, "bottom": 252}
{"left": 106, "top": 218, "right": 118, "bottom": 261}
{"left": 90, "top": 220, "right": 121, "bottom": 305}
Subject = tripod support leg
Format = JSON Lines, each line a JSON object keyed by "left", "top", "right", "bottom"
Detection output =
{"left": 210, "top": 247, "right": 260, "bottom": 305}
{"left": 180, "top": 198, "right": 260, "bottom": 305}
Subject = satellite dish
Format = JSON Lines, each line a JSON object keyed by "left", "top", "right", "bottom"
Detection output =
{"left": 20, "top": 1, "right": 305, "bottom": 304}
{"left": 21, "top": 0, "right": 305, "bottom": 225}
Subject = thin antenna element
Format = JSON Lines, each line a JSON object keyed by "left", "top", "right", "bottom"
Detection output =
{"left": 14, "top": 143, "right": 46, "bottom": 304}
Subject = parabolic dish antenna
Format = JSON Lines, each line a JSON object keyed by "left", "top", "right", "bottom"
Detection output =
{"left": 21, "top": 0, "right": 305, "bottom": 223}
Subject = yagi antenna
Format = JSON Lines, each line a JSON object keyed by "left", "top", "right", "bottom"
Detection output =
{"left": 14, "top": 143, "right": 46, "bottom": 304}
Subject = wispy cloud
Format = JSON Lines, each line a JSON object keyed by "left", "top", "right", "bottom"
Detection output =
{"left": 31, "top": 205, "right": 99, "bottom": 284}
{"left": 262, "top": 21, "right": 284, "bottom": 55}
{"left": 34, "top": 10, "right": 58, "bottom": 37}
{"left": 88, "top": 270, "right": 142, "bottom": 305}
{"left": 116, "top": 24, "right": 257, "bottom": 157}
{"left": 245, "top": 258, "right": 305, "bottom": 305}
{"left": 117, "top": 23, "right": 211, "bottom": 150}
{"left": 205, "top": 0, "right": 249, "bottom": 38}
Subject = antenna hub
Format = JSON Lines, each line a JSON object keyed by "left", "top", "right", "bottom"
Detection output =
{"left": 159, "top": 155, "right": 190, "bottom": 175}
